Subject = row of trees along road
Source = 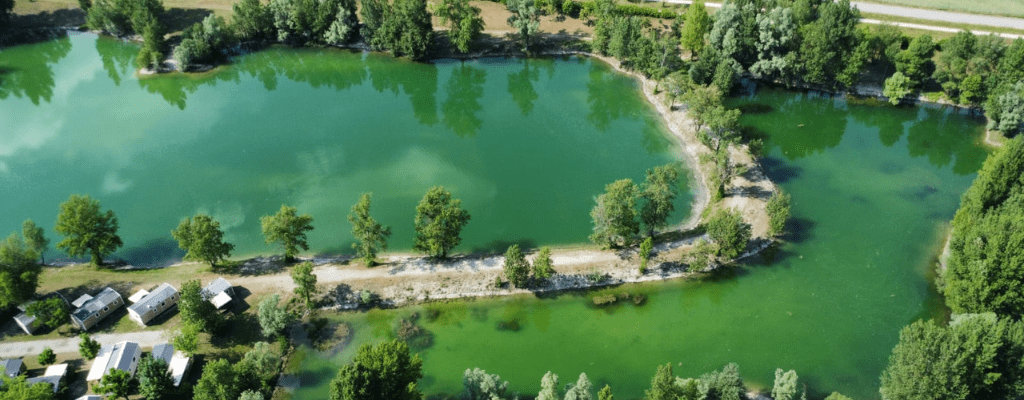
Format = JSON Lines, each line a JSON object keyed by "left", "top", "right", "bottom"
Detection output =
{"left": 324, "top": 338, "right": 855, "bottom": 400}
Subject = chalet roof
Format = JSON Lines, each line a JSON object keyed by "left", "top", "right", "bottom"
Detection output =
{"left": 128, "top": 289, "right": 150, "bottom": 303}
{"left": 86, "top": 342, "right": 140, "bottom": 381}
{"left": 25, "top": 364, "right": 66, "bottom": 394}
{"left": 127, "top": 283, "right": 177, "bottom": 316}
{"left": 0, "top": 359, "right": 21, "bottom": 378}
{"left": 71, "top": 294, "right": 93, "bottom": 308}
{"left": 151, "top": 343, "right": 174, "bottom": 364}
{"left": 201, "top": 277, "right": 232, "bottom": 299}
{"left": 72, "top": 288, "right": 122, "bottom": 321}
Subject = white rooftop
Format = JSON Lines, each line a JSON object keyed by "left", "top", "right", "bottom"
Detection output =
{"left": 211, "top": 291, "right": 232, "bottom": 309}
{"left": 86, "top": 342, "right": 140, "bottom": 381}
{"left": 128, "top": 289, "right": 150, "bottom": 303}
{"left": 71, "top": 294, "right": 93, "bottom": 308}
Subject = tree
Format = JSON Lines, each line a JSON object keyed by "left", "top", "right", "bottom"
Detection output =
{"left": 174, "top": 15, "right": 234, "bottom": 69}
{"left": 880, "top": 315, "right": 1024, "bottom": 400}
{"left": 387, "top": 0, "right": 434, "bottom": 59}
{"left": 97, "top": 368, "right": 134, "bottom": 400}
{"left": 706, "top": 209, "right": 751, "bottom": 260}
{"left": 503, "top": 244, "right": 530, "bottom": 289}
{"left": 258, "top": 294, "right": 291, "bottom": 338}
{"left": 536, "top": 371, "right": 559, "bottom": 400}
{"left": 328, "top": 339, "right": 423, "bottom": 400}
{"left": 236, "top": 342, "right": 281, "bottom": 395}
{"left": 640, "top": 163, "right": 680, "bottom": 236}
{"left": 706, "top": 1, "right": 758, "bottom": 69}
{"left": 564, "top": 373, "right": 593, "bottom": 400}
{"left": 824, "top": 393, "right": 852, "bottom": 400}
{"left": 233, "top": 0, "right": 274, "bottom": 43}
{"left": 772, "top": 369, "right": 800, "bottom": 400}
{"left": 325, "top": 0, "right": 359, "bottom": 45}
{"left": 37, "top": 348, "right": 55, "bottom": 365}
{"left": 26, "top": 297, "right": 67, "bottom": 330}
{"left": 136, "top": 16, "right": 166, "bottom": 69}
{"left": 883, "top": 71, "right": 914, "bottom": 105}
{"left": 348, "top": 193, "right": 392, "bottom": 267}
{"left": 261, "top": 205, "right": 314, "bottom": 263}
{"left": 698, "top": 363, "right": 745, "bottom": 400}
{"left": 680, "top": 0, "right": 710, "bottom": 57}
{"left": 462, "top": 368, "right": 514, "bottom": 400}
{"left": 137, "top": 355, "right": 173, "bottom": 400}
{"left": 766, "top": 191, "right": 791, "bottom": 238}
{"left": 797, "top": 0, "right": 861, "bottom": 88}
{"left": 987, "top": 81, "right": 1024, "bottom": 137}
{"left": 894, "top": 34, "right": 935, "bottom": 87}
{"left": 532, "top": 246, "right": 553, "bottom": 280}
{"left": 21, "top": 220, "right": 48, "bottom": 265}
{"left": 639, "top": 237, "right": 653, "bottom": 273}
{"left": 0, "top": 374, "right": 57, "bottom": 400}
{"left": 434, "top": 0, "right": 483, "bottom": 53}
{"left": 646, "top": 363, "right": 681, "bottom": 400}
{"left": 360, "top": 0, "right": 388, "bottom": 49}
{"left": 413, "top": 186, "right": 471, "bottom": 259}
{"left": 589, "top": 179, "right": 640, "bottom": 248}
{"left": 597, "top": 385, "right": 613, "bottom": 400}
{"left": 193, "top": 359, "right": 239, "bottom": 400}
{"left": 750, "top": 7, "right": 798, "bottom": 84}
{"left": 179, "top": 279, "right": 220, "bottom": 332}
{"left": 173, "top": 324, "right": 200, "bottom": 356}
{"left": 506, "top": 0, "right": 540, "bottom": 51}
{"left": 239, "top": 391, "right": 263, "bottom": 400}
{"left": 291, "top": 261, "right": 318, "bottom": 308}
{"left": 54, "top": 194, "right": 123, "bottom": 266}
{"left": 0, "top": 234, "right": 41, "bottom": 308}
{"left": 0, "top": 0, "right": 13, "bottom": 32}
{"left": 172, "top": 214, "right": 234, "bottom": 268}
{"left": 79, "top": 333, "right": 101, "bottom": 359}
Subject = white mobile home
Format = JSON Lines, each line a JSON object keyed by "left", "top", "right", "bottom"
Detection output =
{"left": 127, "top": 283, "right": 178, "bottom": 326}
{"left": 71, "top": 288, "right": 124, "bottom": 331}
{"left": 86, "top": 342, "right": 141, "bottom": 382}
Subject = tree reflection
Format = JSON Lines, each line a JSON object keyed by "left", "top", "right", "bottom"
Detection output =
{"left": 95, "top": 35, "right": 137, "bottom": 86}
{"left": 0, "top": 36, "right": 72, "bottom": 105}
{"left": 586, "top": 63, "right": 643, "bottom": 131}
{"left": 847, "top": 100, "right": 916, "bottom": 147}
{"left": 441, "top": 63, "right": 486, "bottom": 137}
{"left": 749, "top": 91, "right": 847, "bottom": 159}
{"left": 905, "top": 107, "right": 988, "bottom": 175}
{"left": 367, "top": 53, "right": 438, "bottom": 126}
{"left": 507, "top": 59, "right": 539, "bottom": 116}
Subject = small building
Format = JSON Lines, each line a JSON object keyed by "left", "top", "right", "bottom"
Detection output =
{"left": 127, "top": 289, "right": 150, "bottom": 304}
{"left": 0, "top": 359, "right": 23, "bottom": 378}
{"left": 127, "top": 283, "right": 178, "bottom": 326}
{"left": 151, "top": 343, "right": 191, "bottom": 387}
{"left": 76, "top": 396, "right": 103, "bottom": 400}
{"left": 13, "top": 312, "right": 40, "bottom": 335}
{"left": 26, "top": 363, "right": 67, "bottom": 393}
{"left": 86, "top": 342, "right": 141, "bottom": 382}
{"left": 71, "top": 294, "right": 93, "bottom": 308}
{"left": 201, "top": 277, "right": 235, "bottom": 309}
{"left": 71, "top": 288, "right": 124, "bottom": 331}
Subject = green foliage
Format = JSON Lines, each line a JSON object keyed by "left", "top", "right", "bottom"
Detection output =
{"left": 86, "top": 0, "right": 164, "bottom": 36}
{"left": 772, "top": 369, "right": 800, "bottom": 400}
{"left": 291, "top": 261, "right": 318, "bottom": 309}
{"left": 883, "top": 71, "right": 914, "bottom": 105}
{"left": 233, "top": 0, "right": 274, "bottom": 43}
{"left": 360, "top": 0, "right": 388, "bottom": 49}
{"left": 179, "top": 279, "right": 221, "bottom": 332}
{"left": 324, "top": 0, "right": 359, "bottom": 45}
{"left": 943, "top": 137, "right": 1024, "bottom": 315}
{"left": 79, "top": 333, "right": 101, "bottom": 359}
{"left": 680, "top": 0, "right": 710, "bottom": 55}
{"left": 639, "top": 237, "right": 652, "bottom": 273}
{"left": 597, "top": 385, "right": 613, "bottom": 400}
{"left": 564, "top": 373, "right": 593, "bottom": 400}
{"left": 193, "top": 359, "right": 239, "bottom": 400}
{"left": 269, "top": 0, "right": 347, "bottom": 45}
{"left": 54, "top": 194, "right": 122, "bottom": 266}
{"left": 174, "top": 15, "right": 233, "bottom": 70}
{"left": 797, "top": 0, "right": 861, "bottom": 88}
{"left": 328, "top": 339, "right": 423, "bottom": 400}
{"left": 381, "top": 0, "right": 434, "bottom": 59}
{"left": 506, "top": 0, "right": 540, "bottom": 51}
{"left": 258, "top": 294, "right": 292, "bottom": 338}
{"left": 348, "top": 193, "right": 392, "bottom": 267}
{"left": 172, "top": 214, "right": 234, "bottom": 268}
{"left": 750, "top": 7, "right": 798, "bottom": 84}
{"left": 589, "top": 179, "right": 640, "bottom": 248}
{"left": 706, "top": 209, "right": 751, "bottom": 260}
{"left": 0, "top": 233, "right": 41, "bottom": 308}
{"left": 173, "top": 324, "right": 199, "bottom": 356}
{"left": 136, "top": 15, "right": 166, "bottom": 69}
{"left": 532, "top": 246, "right": 553, "bottom": 280}
{"left": 706, "top": 1, "right": 758, "bottom": 69}
{"left": 261, "top": 205, "right": 314, "bottom": 262}
{"left": 137, "top": 355, "right": 173, "bottom": 400}
{"left": 25, "top": 297, "right": 67, "bottom": 330}
{"left": 236, "top": 342, "right": 281, "bottom": 395}
{"left": 766, "top": 190, "right": 791, "bottom": 237}
{"left": 682, "top": 238, "right": 715, "bottom": 272}
{"left": 0, "top": 375, "right": 56, "bottom": 400}
{"left": 21, "top": 220, "right": 48, "bottom": 265}
{"left": 239, "top": 390, "right": 263, "bottom": 400}
{"left": 698, "top": 363, "right": 745, "bottom": 400}
{"left": 880, "top": 315, "right": 1024, "bottom": 400}
{"left": 36, "top": 347, "right": 55, "bottom": 366}
{"left": 503, "top": 244, "right": 530, "bottom": 288}
{"left": 612, "top": 3, "right": 676, "bottom": 19}
{"left": 536, "top": 371, "right": 559, "bottom": 400}
{"left": 646, "top": 364, "right": 681, "bottom": 400}
{"left": 462, "top": 368, "right": 514, "bottom": 400}
{"left": 413, "top": 186, "right": 471, "bottom": 259}
{"left": 894, "top": 34, "right": 934, "bottom": 87}
{"left": 986, "top": 81, "right": 1024, "bottom": 137}
{"left": 434, "top": 0, "right": 483, "bottom": 53}
{"left": 97, "top": 368, "right": 134, "bottom": 399}
{"left": 824, "top": 393, "right": 852, "bottom": 400}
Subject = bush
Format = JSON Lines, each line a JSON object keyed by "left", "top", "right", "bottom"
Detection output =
{"left": 766, "top": 191, "right": 791, "bottom": 238}
{"left": 705, "top": 208, "right": 751, "bottom": 260}
{"left": 233, "top": 0, "right": 274, "bottom": 43}
{"left": 174, "top": 15, "right": 234, "bottom": 70}
{"left": 38, "top": 347, "right": 55, "bottom": 365}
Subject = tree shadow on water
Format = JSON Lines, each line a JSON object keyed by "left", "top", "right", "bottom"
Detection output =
{"left": 116, "top": 237, "right": 185, "bottom": 269}
{"left": 759, "top": 156, "right": 802, "bottom": 184}
{"left": 780, "top": 217, "right": 816, "bottom": 244}
{"left": 468, "top": 238, "right": 537, "bottom": 255}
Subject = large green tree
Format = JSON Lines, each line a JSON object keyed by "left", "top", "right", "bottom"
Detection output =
{"left": 462, "top": 368, "right": 514, "bottom": 400}
{"left": 172, "top": 214, "right": 234, "bottom": 268}
{"left": 54, "top": 194, "right": 123, "bottom": 266}
{"left": 797, "top": 0, "right": 862, "bottom": 88}
{"left": 640, "top": 164, "right": 680, "bottom": 237}
{"left": 894, "top": 34, "right": 935, "bottom": 87}
{"left": 96, "top": 368, "right": 134, "bottom": 400}
{"left": 536, "top": 371, "right": 559, "bottom": 400}
{"left": 389, "top": 0, "right": 434, "bottom": 59}
{"left": 348, "top": 193, "right": 392, "bottom": 267}
{"left": 79, "top": 333, "right": 101, "bottom": 359}
{"left": 236, "top": 342, "right": 281, "bottom": 395}
{"left": 25, "top": 297, "right": 67, "bottom": 330}
{"left": 0, "top": 375, "right": 55, "bottom": 400}
{"left": 232, "top": 0, "right": 274, "bottom": 43}
{"left": 589, "top": 179, "right": 640, "bottom": 248}
{"left": 179, "top": 279, "right": 221, "bottom": 332}
{"left": 772, "top": 369, "right": 801, "bottom": 400}
{"left": 434, "top": 0, "right": 483, "bottom": 53}
{"left": 261, "top": 204, "right": 314, "bottom": 262}
{"left": 328, "top": 339, "right": 423, "bottom": 400}
{"left": 413, "top": 186, "right": 471, "bottom": 259}
{"left": 291, "top": 261, "right": 318, "bottom": 309}
{"left": 706, "top": 208, "right": 751, "bottom": 260}
{"left": 21, "top": 219, "right": 48, "bottom": 265}
{"left": 0, "top": 233, "right": 41, "bottom": 308}
{"left": 880, "top": 314, "right": 1024, "bottom": 400}
{"left": 506, "top": 0, "right": 540, "bottom": 51}
{"left": 258, "top": 294, "right": 291, "bottom": 338}
{"left": 680, "top": 0, "right": 710, "bottom": 56}
{"left": 986, "top": 81, "right": 1024, "bottom": 137}
{"left": 137, "top": 355, "right": 173, "bottom": 400}
{"left": 193, "top": 359, "right": 239, "bottom": 400}
{"left": 503, "top": 244, "right": 530, "bottom": 289}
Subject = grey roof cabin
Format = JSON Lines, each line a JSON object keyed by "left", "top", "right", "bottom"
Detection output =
{"left": 71, "top": 288, "right": 124, "bottom": 331}
{"left": 127, "top": 283, "right": 178, "bottom": 326}
{"left": 87, "top": 342, "right": 141, "bottom": 381}
{"left": 201, "top": 277, "right": 235, "bottom": 309}
{"left": 0, "top": 359, "right": 23, "bottom": 379}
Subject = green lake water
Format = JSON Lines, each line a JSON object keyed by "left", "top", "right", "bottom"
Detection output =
{"left": 0, "top": 34, "right": 991, "bottom": 400}
{"left": 0, "top": 33, "right": 690, "bottom": 265}
{"left": 290, "top": 90, "right": 988, "bottom": 399}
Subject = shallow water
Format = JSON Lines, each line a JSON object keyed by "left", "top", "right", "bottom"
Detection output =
{"left": 0, "top": 33, "right": 690, "bottom": 266}
{"left": 291, "top": 88, "right": 988, "bottom": 400}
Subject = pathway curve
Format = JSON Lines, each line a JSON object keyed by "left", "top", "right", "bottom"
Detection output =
{"left": 0, "top": 330, "right": 168, "bottom": 359}
{"left": 651, "top": 0, "right": 1024, "bottom": 31}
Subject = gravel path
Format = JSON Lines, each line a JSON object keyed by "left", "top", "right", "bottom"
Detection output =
{"left": 0, "top": 330, "right": 168, "bottom": 359}
{"left": 652, "top": 0, "right": 1024, "bottom": 30}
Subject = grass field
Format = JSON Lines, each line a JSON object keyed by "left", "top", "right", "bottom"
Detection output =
{"left": 858, "top": 0, "right": 1024, "bottom": 18}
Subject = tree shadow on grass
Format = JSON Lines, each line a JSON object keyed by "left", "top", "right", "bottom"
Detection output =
{"left": 159, "top": 7, "right": 214, "bottom": 34}
{"left": 210, "top": 312, "right": 262, "bottom": 349}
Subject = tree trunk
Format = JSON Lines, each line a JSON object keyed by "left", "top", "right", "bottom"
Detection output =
{"left": 92, "top": 251, "right": 102, "bottom": 266}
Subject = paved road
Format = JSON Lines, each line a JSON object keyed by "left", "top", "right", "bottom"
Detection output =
{"left": 861, "top": 18, "right": 1024, "bottom": 39}
{"left": 653, "top": 0, "right": 1024, "bottom": 30}
{"left": 0, "top": 330, "right": 168, "bottom": 359}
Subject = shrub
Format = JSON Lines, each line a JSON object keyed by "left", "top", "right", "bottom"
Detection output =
{"left": 766, "top": 191, "right": 791, "bottom": 238}
{"left": 705, "top": 208, "right": 751, "bottom": 260}
{"left": 38, "top": 347, "right": 55, "bottom": 365}
{"left": 174, "top": 15, "right": 235, "bottom": 70}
